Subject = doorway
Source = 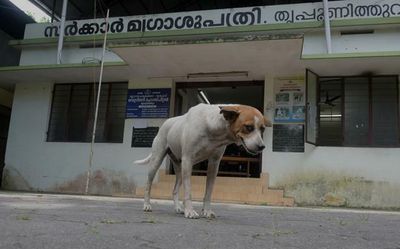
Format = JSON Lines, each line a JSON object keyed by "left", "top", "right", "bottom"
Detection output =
{"left": 0, "top": 105, "right": 11, "bottom": 187}
{"left": 173, "top": 81, "right": 264, "bottom": 178}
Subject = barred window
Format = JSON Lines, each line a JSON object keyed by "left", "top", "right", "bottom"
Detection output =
{"left": 47, "top": 83, "right": 127, "bottom": 143}
{"left": 314, "top": 76, "right": 400, "bottom": 147}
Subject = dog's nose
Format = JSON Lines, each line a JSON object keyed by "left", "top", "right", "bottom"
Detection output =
{"left": 258, "top": 145, "right": 266, "bottom": 151}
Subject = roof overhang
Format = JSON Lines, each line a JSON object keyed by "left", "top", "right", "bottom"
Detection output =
{"left": 0, "top": 62, "right": 129, "bottom": 86}
{"left": 1, "top": 38, "right": 400, "bottom": 88}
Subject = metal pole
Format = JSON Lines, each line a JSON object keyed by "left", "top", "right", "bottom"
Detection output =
{"left": 85, "top": 9, "right": 110, "bottom": 195}
{"left": 323, "top": 0, "right": 332, "bottom": 54}
{"left": 56, "top": 0, "right": 67, "bottom": 64}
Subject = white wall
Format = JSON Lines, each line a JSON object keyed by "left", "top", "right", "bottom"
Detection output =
{"left": 262, "top": 74, "right": 400, "bottom": 186}
{"left": 3, "top": 79, "right": 172, "bottom": 193}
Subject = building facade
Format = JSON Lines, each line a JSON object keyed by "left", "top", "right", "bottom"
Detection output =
{"left": 1, "top": 0, "right": 400, "bottom": 209}
{"left": 0, "top": 0, "right": 34, "bottom": 187}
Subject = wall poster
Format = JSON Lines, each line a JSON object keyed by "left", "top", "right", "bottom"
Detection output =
{"left": 274, "top": 79, "right": 305, "bottom": 123}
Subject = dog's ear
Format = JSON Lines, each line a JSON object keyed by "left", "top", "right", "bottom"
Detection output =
{"left": 219, "top": 106, "right": 240, "bottom": 122}
{"left": 264, "top": 116, "right": 272, "bottom": 127}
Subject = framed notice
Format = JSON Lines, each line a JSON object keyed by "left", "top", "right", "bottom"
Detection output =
{"left": 131, "top": 127, "right": 159, "bottom": 147}
{"left": 126, "top": 88, "right": 171, "bottom": 118}
{"left": 273, "top": 124, "right": 304, "bottom": 153}
{"left": 274, "top": 79, "right": 305, "bottom": 123}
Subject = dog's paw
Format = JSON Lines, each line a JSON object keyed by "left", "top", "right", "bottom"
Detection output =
{"left": 184, "top": 209, "right": 199, "bottom": 219}
{"left": 201, "top": 209, "right": 216, "bottom": 219}
{"left": 175, "top": 204, "right": 185, "bottom": 214}
{"left": 143, "top": 203, "right": 152, "bottom": 212}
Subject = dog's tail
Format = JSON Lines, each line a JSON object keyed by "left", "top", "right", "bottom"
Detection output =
{"left": 134, "top": 154, "right": 152, "bottom": 165}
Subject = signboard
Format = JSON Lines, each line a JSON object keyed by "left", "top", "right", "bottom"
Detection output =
{"left": 131, "top": 127, "right": 159, "bottom": 147}
{"left": 273, "top": 124, "right": 304, "bottom": 153}
{"left": 126, "top": 88, "right": 171, "bottom": 118}
{"left": 25, "top": 0, "right": 400, "bottom": 39}
{"left": 274, "top": 79, "right": 305, "bottom": 123}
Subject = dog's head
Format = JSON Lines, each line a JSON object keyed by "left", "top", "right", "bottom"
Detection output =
{"left": 219, "top": 105, "right": 272, "bottom": 155}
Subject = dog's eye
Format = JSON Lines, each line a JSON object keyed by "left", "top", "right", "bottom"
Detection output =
{"left": 245, "top": 125, "right": 255, "bottom": 133}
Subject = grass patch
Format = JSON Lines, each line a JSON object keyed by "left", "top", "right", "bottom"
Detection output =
{"left": 100, "top": 219, "right": 128, "bottom": 224}
{"left": 16, "top": 215, "right": 31, "bottom": 221}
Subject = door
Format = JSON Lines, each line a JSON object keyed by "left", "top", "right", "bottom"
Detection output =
{"left": 306, "top": 69, "right": 319, "bottom": 145}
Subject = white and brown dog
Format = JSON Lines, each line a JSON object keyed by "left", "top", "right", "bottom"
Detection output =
{"left": 135, "top": 103, "right": 271, "bottom": 219}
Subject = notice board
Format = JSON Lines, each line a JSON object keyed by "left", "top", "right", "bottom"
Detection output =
{"left": 126, "top": 88, "right": 171, "bottom": 118}
{"left": 131, "top": 127, "right": 159, "bottom": 147}
{"left": 274, "top": 79, "right": 305, "bottom": 123}
{"left": 273, "top": 124, "right": 304, "bottom": 152}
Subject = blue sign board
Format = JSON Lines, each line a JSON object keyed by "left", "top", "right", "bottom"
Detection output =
{"left": 126, "top": 88, "right": 171, "bottom": 118}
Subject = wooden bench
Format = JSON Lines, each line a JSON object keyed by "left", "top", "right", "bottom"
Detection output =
{"left": 192, "top": 156, "right": 260, "bottom": 177}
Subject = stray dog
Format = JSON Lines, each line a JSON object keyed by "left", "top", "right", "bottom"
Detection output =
{"left": 135, "top": 103, "right": 271, "bottom": 219}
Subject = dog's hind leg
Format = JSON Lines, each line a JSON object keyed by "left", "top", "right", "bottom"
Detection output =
{"left": 172, "top": 162, "right": 184, "bottom": 214}
{"left": 143, "top": 153, "right": 165, "bottom": 212}
{"left": 143, "top": 137, "right": 168, "bottom": 212}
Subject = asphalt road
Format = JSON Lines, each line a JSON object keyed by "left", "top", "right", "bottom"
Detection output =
{"left": 0, "top": 191, "right": 399, "bottom": 249}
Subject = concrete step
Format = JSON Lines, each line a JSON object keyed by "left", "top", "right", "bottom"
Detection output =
{"left": 141, "top": 189, "right": 294, "bottom": 207}
{"left": 147, "top": 181, "right": 263, "bottom": 195}
{"left": 135, "top": 170, "right": 293, "bottom": 207}
{"left": 158, "top": 172, "right": 269, "bottom": 187}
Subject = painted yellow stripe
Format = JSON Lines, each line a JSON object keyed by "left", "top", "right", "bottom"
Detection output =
{"left": 0, "top": 62, "right": 127, "bottom": 72}
{"left": 302, "top": 51, "right": 400, "bottom": 60}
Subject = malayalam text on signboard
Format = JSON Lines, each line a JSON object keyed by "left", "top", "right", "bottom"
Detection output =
{"left": 126, "top": 88, "right": 171, "bottom": 118}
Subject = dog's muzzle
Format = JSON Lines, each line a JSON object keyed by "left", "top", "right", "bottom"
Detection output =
{"left": 239, "top": 137, "right": 264, "bottom": 155}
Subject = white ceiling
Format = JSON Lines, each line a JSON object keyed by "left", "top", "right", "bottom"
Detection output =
{"left": 113, "top": 39, "right": 400, "bottom": 79}
{"left": 112, "top": 39, "right": 305, "bottom": 80}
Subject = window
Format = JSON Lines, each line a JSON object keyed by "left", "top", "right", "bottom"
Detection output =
{"left": 313, "top": 75, "right": 399, "bottom": 147}
{"left": 343, "top": 77, "right": 370, "bottom": 146}
{"left": 371, "top": 77, "right": 399, "bottom": 146}
{"left": 47, "top": 82, "right": 127, "bottom": 143}
{"left": 318, "top": 77, "right": 343, "bottom": 146}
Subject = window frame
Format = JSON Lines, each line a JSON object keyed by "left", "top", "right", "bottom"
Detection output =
{"left": 47, "top": 82, "right": 128, "bottom": 143}
{"left": 305, "top": 69, "right": 320, "bottom": 145}
{"left": 315, "top": 75, "right": 400, "bottom": 148}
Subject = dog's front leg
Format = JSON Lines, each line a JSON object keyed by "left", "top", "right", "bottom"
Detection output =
{"left": 181, "top": 157, "right": 199, "bottom": 219}
{"left": 172, "top": 162, "right": 184, "bottom": 214}
{"left": 202, "top": 153, "right": 223, "bottom": 219}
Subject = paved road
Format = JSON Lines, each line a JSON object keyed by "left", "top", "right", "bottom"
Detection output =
{"left": 0, "top": 191, "right": 400, "bottom": 249}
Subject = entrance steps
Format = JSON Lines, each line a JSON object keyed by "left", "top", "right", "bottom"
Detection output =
{"left": 135, "top": 170, "right": 294, "bottom": 206}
